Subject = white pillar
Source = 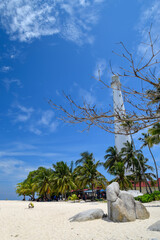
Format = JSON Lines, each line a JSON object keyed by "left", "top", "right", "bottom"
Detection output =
{"left": 111, "top": 75, "right": 131, "bottom": 153}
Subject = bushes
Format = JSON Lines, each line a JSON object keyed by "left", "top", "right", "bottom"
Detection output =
{"left": 135, "top": 191, "right": 160, "bottom": 203}
{"left": 28, "top": 202, "right": 34, "bottom": 208}
{"left": 68, "top": 194, "right": 79, "bottom": 201}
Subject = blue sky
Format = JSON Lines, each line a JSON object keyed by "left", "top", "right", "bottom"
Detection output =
{"left": 0, "top": 0, "right": 159, "bottom": 199}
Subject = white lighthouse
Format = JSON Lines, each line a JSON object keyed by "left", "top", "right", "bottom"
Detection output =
{"left": 111, "top": 75, "right": 131, "bottom": 153}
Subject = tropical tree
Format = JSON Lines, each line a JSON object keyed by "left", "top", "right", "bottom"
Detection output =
{"left": 120, "top": 141, "right": 142, "bottom": 189}
{"left": 147, "top": 78, "right": 160, "bottom": 110}
{"left": 139, "top": 133, "right": 160, "bottom": 191}
{"left": 52, "top": 161, "right": 76, "bottom": 200}
{"left": 33, "top": 167, "right": 54, "bottom": 199}
{"left": 121, "top": 117, "right": 153, "bottom": 193}
{"left": 24, "top": 170, "right": 39, "bottom": 200}
{"left": 16, "top": 181, "right": 31, "bottom": 200}
{"left": 148, "top": 123, "right": 160, "bottom": 145}
{"left": 133, "top": 153, "right": 156, "bottom": 193}
{"left": 109, "top": 162, "right": 133, "bottom": 190}
{"left": 75, "top": 152, "right": 107, "bottom": 198}
{"left": 121, "top": 141, "right": 138, "bottom": 170}
{"left": 104, "top": 146, "right": 121, "bottom": 171}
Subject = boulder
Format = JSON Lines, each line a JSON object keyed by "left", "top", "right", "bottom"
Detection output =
{"left": 148, "top": 221, "right": 160, "bottom": 232}
{"left": 119, "top": 192, "right": 136, "bottom": 221}
{"left": 135, "top": 201, "right": 150, "bottom": 219}
{"left": 111, "top": 198, "right": 130, "bottom": 222}
{"left": 69, "top": 208, "right": 105, "bottom": 222}
{"left": 127, "top": 190, "right": 143, "bottom": 197}
{"left": 107, "top": 182, "right": 120, "bottom": 202}
{"left": 107, "top": 182, "right": 150, "bottom": 222}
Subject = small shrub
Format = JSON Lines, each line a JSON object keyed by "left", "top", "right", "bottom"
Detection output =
{"left": 68, "top": 194, "right": 79, "bottom": 201}
{"left": 28, "top": 202, "right": 34, "bottom": 208}
{"left": 135, "top": 191, "right": 160, "bottom": 203}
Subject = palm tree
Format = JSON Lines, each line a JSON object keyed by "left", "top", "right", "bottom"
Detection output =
{"left": 133, "top": 153, "right": 156, "bottom": 193}
{"left": 121, "top": 116, "right": 153, "bottom": 193}
{"left": 52, "top": 161, "right": 76, "bottom": 200}
{"left": 33, "top": 167, "right": 54, "bottom": 199}
{"left": 16, "top": 181, "right": 31, "bottom": 200}
{"left": 75, "top": 152, "right": 107, "bottom": 198}
{"left": 75, "top": 152, "right": 94, "bottom": 166}
{"left": 139, "top": 133, "right": 160, "bottom": 191}
{"left": 104, "top": 146, "right": 121, "bottom": 171}
{"left": 120, "top": 141, "right": 139, "bottom": 189}
{"left": 109, "top": 162, "right": 133, "bottom": 190}
{"left": 147, "top": 78, "right": 160, "bottom": 113}
{"left": 24, "top": 170, "right": 39, "bottom": 200}
{"left": 121, "top": 141, "right": 138, "bottom": 168}
{"left": 148, "top": 123, "right": 160, "bottom": 144}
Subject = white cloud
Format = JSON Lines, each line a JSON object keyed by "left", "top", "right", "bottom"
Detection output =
{"left": 11, "top": 142, "right": 37, "bottom": 151}
{"left": 137, "top": 0, "right": 160, "bottom": 56}
{"left": 94, "top": 59, "right": 107, "bottom": 78}
{"left": 0, "top": 157, "right": 40, "bottom": 180}
{"left": 79, "top": 88, "right": 96, "bottom": 105}
{"left": 29, "top": 125, "right": 42, "bottom": 135}
{"left": 0, "top": 158, "right": 24, "bottom": 175}
{"left": 0, "top": 0, "right": 104, "bottom": 44}
{"left": 56, "top": 90, "right": 60, "bottom": 96}
{"left": 50, "top": 121, "right": 58, "bottom": 132}
{"left": 0, "top": 150, "right": 63, "bottom": 158}
{"left": 3, "top": 78, "right": 22, "bottom": 90}
{"left": 13, "top": 103, "right": 34, "bottom": 122}
{"left": 17, "top": 104, "right": 34, "bottom": 113}
{"left": 10, "top": 103, "right": 58, "bottom": 135}
{"left": 0, "top": 66, "right": 11, "bottom": 72}
{"left": 39, "top": 110, "right": 54, "bottom": 125}
{"left": 38, "top": 110, "right": 58, "bottom": 132}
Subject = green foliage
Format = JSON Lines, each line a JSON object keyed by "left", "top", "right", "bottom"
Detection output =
{"left": 68, "top": 194, "right": 79, "bottom": 201}
{"left": 52, "top": 161, "right": 76, "bottom": 198}
{"left": 95, "top": 198, "right": 103, "bottom": 201}
{"left": 135, "top": 191, "right": 160, "bottom": 203}
{"left": 105, "top": 141, "right": 155, "bottom": 192}
{"left": 28, "top": 202, "right": 34, "bottom": 208}
{"left": 74, "top": 152, "right": 107, "bottom": 191}
{"left": 109, "top": 162, "right": 133, "bottom": 190}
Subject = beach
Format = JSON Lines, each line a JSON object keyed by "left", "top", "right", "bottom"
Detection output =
{"left": 0, "top": 200, "right": 160, "bottom": 240}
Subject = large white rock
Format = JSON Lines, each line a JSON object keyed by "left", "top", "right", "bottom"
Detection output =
{"left": 135, "top": 201, "right": 150, "bottom": 219}
{"left": 148, "top": 220, "right": 160, "bottom": 232}
{"left": 107, "top": 182, "right": 150, "bottom": 222}
{"left": 69, "top": 208, "right": 105, "bottom": 222}
{"left": 119, "top": 192, "right": 136, "bottom": 221}
{"left": 127, "top": 190, "right": 143, "bottom": 197}
{"left": 107, "top": 182, "right": 120, "bottom": 202}
{"left": 111, "top": 198, "right": 130, "bottom": 222}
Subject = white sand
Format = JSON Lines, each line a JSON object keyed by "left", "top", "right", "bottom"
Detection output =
{"left": 0, "top": 200, "right": 160, "bottom": 240}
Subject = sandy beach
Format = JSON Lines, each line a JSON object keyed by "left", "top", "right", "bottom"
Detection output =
{"left": 0, "top": 200, "right": 160, "bottom": 240}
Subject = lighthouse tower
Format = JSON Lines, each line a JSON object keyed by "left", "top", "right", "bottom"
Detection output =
{"left": 111, "top": 75, "right": 131, "bottom": 153}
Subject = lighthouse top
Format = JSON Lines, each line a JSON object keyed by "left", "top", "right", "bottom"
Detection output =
{"left": 111, "top": 75, "right": 121, "bottom": 89}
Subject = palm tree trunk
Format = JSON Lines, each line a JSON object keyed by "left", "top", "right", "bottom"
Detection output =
{"left": 92, "top": 183, "right": 95, "bottom": 200}
{"left": 32, "top": 192, "right": 35, "bottom": 201}
{"left": 145, "top": 182, "right": 149, "bottom": 194}
{"left": 148, "top": 145, "right": 160, "bottom": 191}
{"left": 139, "top": 180, "right": 141, "bottom": 192}
{"left": 130, "top": 133, "right": 152, "bottom": 194}
{"left": 133, "top": 166, "right": 136, "bottom": 190}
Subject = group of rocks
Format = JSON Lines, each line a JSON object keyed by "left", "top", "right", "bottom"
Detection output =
{"left": 107, "top": 182, "right": 149, "bottom": 222}
{"left": 69, "top": 182, "right": 160, "bottom": 232}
